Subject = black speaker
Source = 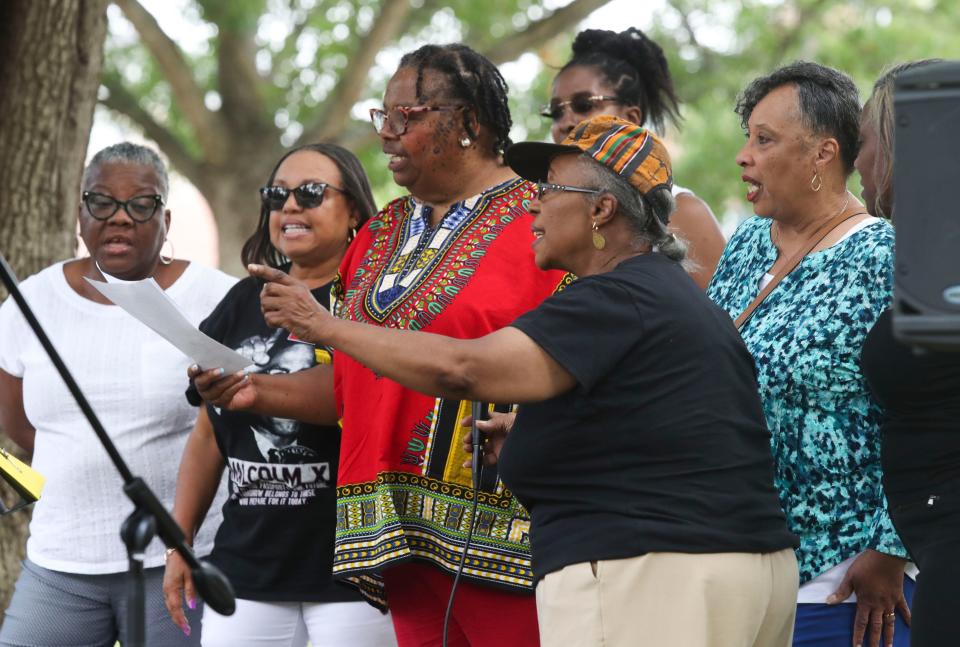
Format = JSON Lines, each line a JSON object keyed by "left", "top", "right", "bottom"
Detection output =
{"left": 892, "top": 60, "right": 960, "bottom": 350}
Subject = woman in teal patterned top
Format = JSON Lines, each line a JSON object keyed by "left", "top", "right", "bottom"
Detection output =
{"left": 708, "top": 62, "right": 911, "bottom": 647}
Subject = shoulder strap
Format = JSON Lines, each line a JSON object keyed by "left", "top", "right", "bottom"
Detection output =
{"left": 734, "top": 210, "right": 867, "bottom": 329}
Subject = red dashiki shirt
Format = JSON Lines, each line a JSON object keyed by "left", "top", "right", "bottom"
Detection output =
{"left": 331, "top": 177, "right": 571, "bottom": 607}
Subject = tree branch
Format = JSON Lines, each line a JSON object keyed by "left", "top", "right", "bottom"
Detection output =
{"left": 666, "top": 0, "right": 717, "bottom": 72}
{"left": 99, "top": 76, "right": 203, "bottom": 180}
{"left": 481, "top": 0, "right": 614, "bottom": 65}
{"left": 299, "top": 0, "right": 414, "bottom": 143}
{"left": 277, "top": 8, "right": 313, "bottom": 66}
{"left": 194, "top": 0, "right": 268, "bottom": 133}
{"left": 113, "top": 0, "right": 227, "bottom": 162}
{"left": 217, "top": 27, "right": 268, "bottom": 131}
{"left": 771, "top": 0, "right": 831, "bottom": 62}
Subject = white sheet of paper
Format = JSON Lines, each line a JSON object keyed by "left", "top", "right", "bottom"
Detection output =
{"left": 85, "top": 277, "right": 252, "bottom": 373}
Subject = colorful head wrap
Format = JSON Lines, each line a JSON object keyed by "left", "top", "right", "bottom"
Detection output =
{"left": 506, "top": 115, "right": 673, "bottom": 198}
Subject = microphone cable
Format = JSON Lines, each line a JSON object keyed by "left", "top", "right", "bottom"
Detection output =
{"left": 442, "top": 401, "right": 488, "bottom": 647}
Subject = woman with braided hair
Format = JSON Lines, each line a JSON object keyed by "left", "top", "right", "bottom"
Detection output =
{"left": 191, "top": 43, "right": 566, "bottom": 646}
{"left": 544, "top": 27, "right": 725, "bottom": 288}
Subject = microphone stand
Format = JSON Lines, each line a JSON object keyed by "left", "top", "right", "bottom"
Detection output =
{"left": 0, "top": 252, "right": 235, "bottom": 646}
{"left": 442, "top": 401, "right": 489, "bottom": 647}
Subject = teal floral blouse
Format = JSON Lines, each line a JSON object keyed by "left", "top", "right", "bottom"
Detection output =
{"left": 707, "top": 216, "right": 907, "bottom": 583}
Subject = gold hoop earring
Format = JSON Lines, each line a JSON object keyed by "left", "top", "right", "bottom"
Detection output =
{"left": 159, "top": 238, "right": 174, "bottom": 265}
{"left": 810, "top": 171, "right": 823, "bottom": 193}
{"left": 459, "top": 137, "right": 471, "bottom": 148}
{"left": 591, "top": 222, "right": 606, "bottom": 250}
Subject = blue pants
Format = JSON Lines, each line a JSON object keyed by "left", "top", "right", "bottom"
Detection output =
{"left": 793, "top": 576, "right": 914, "bottom": 646}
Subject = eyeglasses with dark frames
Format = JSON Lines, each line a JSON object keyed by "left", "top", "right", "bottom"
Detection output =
{"left": 369, "top": 105, "right": 465, "bottom": 136}
{"left": 540, "top": 94, "right": 620, "bottom": 121}
{"left": 82, "top": 191, "right": 164, "bottom": 223}
{"left": 259, "top": 182, "right": 346, "bottom": 211}
{"left": 535, "top": 182, "right": 603, "bottom": 201}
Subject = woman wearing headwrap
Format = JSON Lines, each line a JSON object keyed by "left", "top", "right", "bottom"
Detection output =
{"left": 249, "top": 115, "right": 799, "bottom": 647}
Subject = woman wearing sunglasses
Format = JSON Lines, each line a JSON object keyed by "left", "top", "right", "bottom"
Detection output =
{"left": 162, "top": 143, "right": 397, "bottom": 646}
{"left": 545, "top": 27, "right": 725, "bottom": 288}
{"left": 0, "top": 142, "right": 236, "bottom": 647}
{"left": 192, "top": 44, "right": 568, "bottom": 647}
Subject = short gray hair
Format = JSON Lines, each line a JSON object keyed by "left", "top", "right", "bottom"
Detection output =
{"left": 735, "top": 61, "right": 861, "bottom": 175}
{"left": 82, "top": 142, "right": 169, "bottom": 199}
{"left": 579, "top": 155, "right": 686, "bottom": 262}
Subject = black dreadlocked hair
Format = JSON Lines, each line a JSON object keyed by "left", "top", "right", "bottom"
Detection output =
{"left": 398, "top": 43, "right": 513, "bottom": 157}
{"left": 562, "top": 28, "right": 681, "bottom": 133}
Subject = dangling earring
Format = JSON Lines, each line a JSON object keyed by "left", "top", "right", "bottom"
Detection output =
{"left": 810, "top": 170, "right": 823, "bottom": 192}
{"left": 459, "top": 137, "right": 471, "bottom": 148}
{"left": 591, "top": 222, "right": 606, "bottom": 250}
{"left": 159, "top": 238, "right": 174, "bottom": 265}
{"left": 347, "top": 227, "right": 357, "bottom": 243}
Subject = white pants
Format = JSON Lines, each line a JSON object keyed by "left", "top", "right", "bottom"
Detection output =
{"left": 201, "top": 598, "right": 397, "bottom": 647}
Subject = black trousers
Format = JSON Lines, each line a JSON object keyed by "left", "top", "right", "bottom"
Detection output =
{"left": 889, "top": 486, "right": 960, "bottom": 647}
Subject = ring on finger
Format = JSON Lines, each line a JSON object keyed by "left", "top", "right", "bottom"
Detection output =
{"left": 883, "top": 611, "right": 896, "bottom": 622}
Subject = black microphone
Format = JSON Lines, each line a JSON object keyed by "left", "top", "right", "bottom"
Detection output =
{"left": 470, "top": 401, "right": 489, "bottom": 491}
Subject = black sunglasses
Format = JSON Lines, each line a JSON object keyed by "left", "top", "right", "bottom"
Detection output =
{"left": 540, "top": 94, "right": 620, "bottom": 121}
{"left": 259, "top": 182, "right": 346, "bottom": 211}
{"left": 82, "top": 191, "right": 164, "bottom": 223}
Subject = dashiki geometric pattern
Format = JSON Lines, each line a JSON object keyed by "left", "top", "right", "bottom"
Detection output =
{"left": 340, "top": 181, "right": 528, "bottom": 331}
{"left": 335, "top": 461, "right": 534, "bottom": 607}
{"left": 331, "top": 178, "right": 570, "bottom": 607}
{"left": 707, "top": 216, "right": 907, "bottom": 583}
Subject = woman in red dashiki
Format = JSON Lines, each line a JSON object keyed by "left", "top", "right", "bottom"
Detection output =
{"left": 332, "top": 177, "right": 567, "bottom": 603}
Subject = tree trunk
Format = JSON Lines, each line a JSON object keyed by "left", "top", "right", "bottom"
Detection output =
{"left": 0, "top": 0, "right": 109, "bottom": 622}
{"left": 196, "top": 149, "right": 281, "bottom": 277}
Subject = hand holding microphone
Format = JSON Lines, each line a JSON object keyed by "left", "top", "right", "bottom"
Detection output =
{"left": 461, "top": 410, "right": 516, "bottom": 470}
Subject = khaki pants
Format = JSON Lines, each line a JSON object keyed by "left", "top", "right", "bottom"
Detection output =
{"left": 535, "top": 548, "right": 798, "bottom": 647}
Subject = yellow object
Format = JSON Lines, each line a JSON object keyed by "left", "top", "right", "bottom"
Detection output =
{"left": 0, "top": 447, "right": 44, "bottom": 503}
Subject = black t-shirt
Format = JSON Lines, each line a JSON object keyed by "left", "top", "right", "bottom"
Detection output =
{"left": 501, "top": 253, "right": 798, "bottom": 580}
{"left": 862, "top": 309, "right": 960, "bottom": 502}
{"left": 188, "top": 270, "right": 359, "bottom": 602}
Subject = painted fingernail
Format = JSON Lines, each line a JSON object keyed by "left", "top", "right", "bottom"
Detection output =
{"left": 182, "top": 624, "right": 191, "bottom": 636}
{"left": 188, "top": 597, "right": 196, "bottom": 610}
{"left": 189, "top": 364, "right": 199, "bottom": 372}
{"left": 217, "top": 367, "right": 225, "bottom": 376}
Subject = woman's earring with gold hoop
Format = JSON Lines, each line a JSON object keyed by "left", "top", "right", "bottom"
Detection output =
{"left": 591, "top": 222, "right": 606, "bottom": 250}
{"left": 810, "top": 170, "right": 823, "bottom": 193}
{"left": 159, "top": 238, "right": 175, "bottom": 265}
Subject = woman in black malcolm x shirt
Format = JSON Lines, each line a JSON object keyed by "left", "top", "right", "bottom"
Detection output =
{"left": 164, "top": 144, "right": 396, "bottom": 646}
{"left": 242, "top": 117, "right": 800, "bottom": 647}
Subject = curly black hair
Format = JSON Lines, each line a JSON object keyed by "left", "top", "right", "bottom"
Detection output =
{"left": 562, "top": 28, "right": 681, "bottom": 132}
{"left": 735, "top": 61, "right": 862, "bottom": 174}
{"left": 398, "top": 43, "right": 513, "bottom": 157}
